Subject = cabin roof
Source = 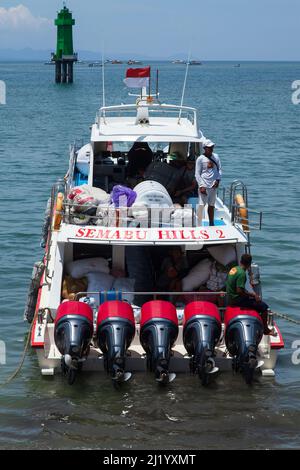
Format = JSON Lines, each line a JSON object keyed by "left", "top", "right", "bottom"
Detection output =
{"left": 91, "top": 103, "right": 203, "bottom": 143}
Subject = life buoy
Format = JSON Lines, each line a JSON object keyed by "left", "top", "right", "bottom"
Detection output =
{"left": 234, "top": 193, "right": 249, "bottom": 232}
{"left": 53, "top": 192, "right": 64, "bottom": 230}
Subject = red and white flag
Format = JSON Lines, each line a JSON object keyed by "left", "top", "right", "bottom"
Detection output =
{"left": 124, "top": 66, "right": 150, "bottom": 88}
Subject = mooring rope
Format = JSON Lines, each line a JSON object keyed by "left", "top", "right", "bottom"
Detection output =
{"left": 0, "top": 307, "right": 46, "bottom": 389}
{"left": 272, "top": 311, "right": 300, "bottom": 326}
{"left": 0, "top": 325, "right": 33, "bottom": 389}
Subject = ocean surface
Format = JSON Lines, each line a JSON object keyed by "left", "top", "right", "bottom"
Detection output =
{"left": 0, "top": 61, "right": 299, "bottom": 450}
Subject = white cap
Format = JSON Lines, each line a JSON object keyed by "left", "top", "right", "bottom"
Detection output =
{"left": 203, "top": 139, "right": 215, "bottom": 148}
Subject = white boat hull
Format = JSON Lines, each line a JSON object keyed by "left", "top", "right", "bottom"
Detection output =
{"left": 35, "top": 322, "right": 282, "bottom": 377}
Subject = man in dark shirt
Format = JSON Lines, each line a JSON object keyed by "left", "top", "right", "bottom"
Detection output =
{"left": 226, "top": 253, "right": 275, "bottom": 335}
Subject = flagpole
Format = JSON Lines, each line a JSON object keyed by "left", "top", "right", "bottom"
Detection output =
{"left": 102, "top": 45, "right": 106, "bottom": 119}
{"left": 178, "top": 49, "right": 191, "bottom": 123}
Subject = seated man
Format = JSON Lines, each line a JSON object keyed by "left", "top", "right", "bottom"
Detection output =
{"left": 126, "top": 142, "right": 153, "bottom": 187}
{"left": 156, "top": 247, "right": 188, "bottom": 292}
{"left": 226, "top": 253, "right": 276, "bottom": 335}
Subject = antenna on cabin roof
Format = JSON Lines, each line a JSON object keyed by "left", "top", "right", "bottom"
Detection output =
{"left": 102, "top": 44, "right": 106, "bottom": 115}
{"left": 178, "top": 48, "right": 191, "bottom": 124}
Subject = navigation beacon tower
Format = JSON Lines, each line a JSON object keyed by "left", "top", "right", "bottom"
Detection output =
{"left": 52, "top": 5, "right": 77, "bottom": 83}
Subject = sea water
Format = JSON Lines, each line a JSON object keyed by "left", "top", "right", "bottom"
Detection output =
{"left": 0, "top": 61, "right": 299, "bottom": 449}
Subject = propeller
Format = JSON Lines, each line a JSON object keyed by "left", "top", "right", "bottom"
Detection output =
{"left": 256, "top": 360, "right": 264, "bottom": 369}
{"left": 156, "top": 372, "right": 176, "bottom": 384}
{"left": 205, "top": 358, "right": 219, "bottom": 375}
{"left": 112, "top": 369, "right": 132, "bottom": 383}
{"left": 64, "top": 354, "right": 79, "bottom": 370}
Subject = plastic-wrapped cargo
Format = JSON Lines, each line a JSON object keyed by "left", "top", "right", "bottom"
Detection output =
{"left": 69, "top": 208, "right": 92, "bottom": 226}
{"left": 207, "top": 244, "right": 236, "bottom": 267}
{"left": 171, "top": 207, "right": 193, "bottom": 227}
{"left": 111, "top": 185, "right": 137, "bottom": 207}
{"left": 86, "top": 272, "right": 115, "bottom": 295}
{"left": 131, "top": 181, "right": 173, "bottom": 222}
{"left": 66, "top": 257, "right": 110, "bottom": 279}
{"left": 68, "top": 185, "right": 110, "bottom": 213}
{"left": 182, "top": 258, "right": 213, "bottom": 291}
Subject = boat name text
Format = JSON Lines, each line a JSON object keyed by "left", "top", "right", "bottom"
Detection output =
{"left": 74, "top": 227, "right": 226, "bottom": 241}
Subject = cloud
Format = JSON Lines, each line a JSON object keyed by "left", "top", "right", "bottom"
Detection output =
{"left": 0, "top": 4, "right": 51, "bottom": 31}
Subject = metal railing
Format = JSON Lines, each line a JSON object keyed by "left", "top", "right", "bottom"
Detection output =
{"left": 229, "top": 180, "right": 248, "bottom": 208}
{"left": 75, "top": 290, "right": 227, "bottom": 301}
{"left": 74, "top": 291, "right": 227, "bottom": 315}
{"left": 63, "top": 201, "right": 202, "bottom": 228}
{"left": 97, "top": 103, "right": 197, "bottom": 127}
{"left": 231, "top": 204, "right": 263, "bottom": 232}
{"left": 44, "top": 179, "right": 68, "bottom": 286}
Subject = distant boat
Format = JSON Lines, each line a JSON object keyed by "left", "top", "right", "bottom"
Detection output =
{"left": 88, "top": 62, "right": 102, "bottom": 68}
{"left": 44, "top": 61, "right": 54, "bottom": 65}
{"left": 127, "top": 60, "right": 142, "bottom": 65}
{"left": 172, "top": 59, "right": 202, "bottom": 65}
{"left": 111, "top": 60, "right": 123, "bottom": 64}
{"left": 234, "top": 64, "right": 241, "bottom": 68}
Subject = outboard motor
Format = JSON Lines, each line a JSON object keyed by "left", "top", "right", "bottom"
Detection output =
{"left": 224, "top": 307, "right": 264, "bottom": 385}
{"left": 140, "top": 300, "right": 178, "bottom": 384}
{"left": 54, "top": 301, "right": 94, "bottom": 385}
{"left": 183, "top": 301, "right": 222, "bottom": 386}
{"left": 97, "top": 301, "right": 135, "bottom": 384}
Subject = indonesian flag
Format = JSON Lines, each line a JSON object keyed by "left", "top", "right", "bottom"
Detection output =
{"left": 124, "top": 66, "right": 150, "bottom": 88}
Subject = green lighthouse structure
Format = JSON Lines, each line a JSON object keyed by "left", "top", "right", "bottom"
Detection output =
{"left": 52, "top": 5, "right": 77, "bottom": 83}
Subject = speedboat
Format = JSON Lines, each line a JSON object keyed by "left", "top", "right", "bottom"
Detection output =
{"left": 24, "top": 68, "right": 284, "bottom": 386}
{"left": 128, "top": 60, "right": 142, "bottom": 65}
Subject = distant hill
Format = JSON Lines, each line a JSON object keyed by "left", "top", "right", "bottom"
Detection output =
{"left": 0, "top": 48, "right": 168, "bottom": 62}
{"left": 0, "top": 48, "right": 52, "bottom": 61}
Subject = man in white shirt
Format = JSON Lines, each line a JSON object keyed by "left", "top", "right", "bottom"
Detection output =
{"left": 195, "top": 139, "right": 222, "bottom": 226}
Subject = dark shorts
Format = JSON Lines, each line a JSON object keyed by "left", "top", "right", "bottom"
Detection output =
{"left": 230, "top": 296, "right": 269, "bottom": 314}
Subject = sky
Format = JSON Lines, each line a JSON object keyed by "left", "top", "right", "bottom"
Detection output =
{"left": 0, "top": 0, "right": 299, "bottom": 60}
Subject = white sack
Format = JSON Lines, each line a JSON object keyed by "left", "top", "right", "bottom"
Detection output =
{"left": 68, "top": 185, "right": 110, "bottom": 213}
{"left": 86, "top": 272, "right": 114, "bottom": 294}
{"left": 182, "top": 258, "right": 213, "bottom": 291}
{"left": 67, "top": 257, "right": 110, "bottom": 279}
{"left": 207, "top": 244, "right": 236, "bottom": 266}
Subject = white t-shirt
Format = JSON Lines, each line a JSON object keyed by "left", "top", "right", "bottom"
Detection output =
{"left": 195, "top": 153, "right": 222, "bottom": 189}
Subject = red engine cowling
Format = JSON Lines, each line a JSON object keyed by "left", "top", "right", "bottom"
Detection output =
{"left": 224, "top": 307, "right": 262, "bottom": 327}
{"left": 183, "top": 302, "right": 222, "bottom": 385}
{"left": 97, "top": 301, "right": 135, "bottom": 383}
{"left": 184, "top": 301, "right": 221, "bottom": 325}
{"left": 140, "top": 301, "right": 178, "bottom": 384}
{"left": 54, "top": 301, "right": 94, "bottom": 384}
{"left": 224, "top": 307, "right": 264, "bottom": 384}
{"left": 55, "top": 300, "right": 94, "bottom": 325}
